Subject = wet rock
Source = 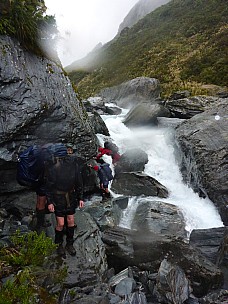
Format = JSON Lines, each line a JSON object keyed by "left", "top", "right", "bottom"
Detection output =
{"left": 175, "top": 99, "right": 228, "bottom": 225}
{"left": 105, "top": 106, "right": 122, "bottom": 115}
{"left": 0, "top": 35, "right": 98, "bottom": 207}
{"left": 88, "top": 112, "right": 110, "bottom": 136}
{"left": 115, "top": 148, "right": 148, "bottom": 175}
{"left": 123, "top": 102, "right": 170, "bottom": 127}
{"left": 165, "top": 95, "right": 221, "bottom": 118}
{"left": 83, "top": 200, "right": 119, "bottom": 231}
{"left": 102, "top": 227, "right": 223, "bottom": 297}
{"left": 112, "top": 196, "right": 129, "bottom": 210}
{"left": 46, "top": 210, "right": 108, "bottom": 290}
{"left": 111, "top": 172, "right": 169, "bottom": 198}
{"left": 200, "top": 289, "right": 228, "bottom": 304}
{"left": 190, "top": 227, "right": 226, "bottom": 265}
{"left": 154, "top": 259, "right": 193, "bottom": 304}
{"left": 132, "top": 200, "right": 187, "bottom": 238}
{"left": 99, "top": 77, "right": 161, "bottom": 109}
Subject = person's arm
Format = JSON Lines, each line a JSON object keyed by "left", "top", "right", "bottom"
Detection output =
{"left": 45, "top": 164, "right": 56, "bottom": 211}
{"left": 96, "top": 151, "right": 104, "bottom": 160}
{"left": 96, "top": 147, "right": 112, "bottom": 159}
{"left": 75, "top": 161, "right": 84, "bottom": 206}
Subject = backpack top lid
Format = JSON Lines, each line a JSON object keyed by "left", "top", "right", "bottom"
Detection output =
{"left": 42, "top": 143, "right": 67, "bottom": 160}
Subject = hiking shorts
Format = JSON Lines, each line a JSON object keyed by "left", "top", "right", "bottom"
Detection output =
{"left": 52, "top": 192, "right": 78, "bottom": 217}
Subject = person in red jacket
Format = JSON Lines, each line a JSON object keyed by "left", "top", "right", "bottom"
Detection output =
{"left": 96, "top": 142, "right": 121, "bottom": 165}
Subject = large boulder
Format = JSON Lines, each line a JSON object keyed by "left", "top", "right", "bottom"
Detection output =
{"left": 0, "top": 35, "right": 98, "bottom": 203}
{"left": 165, "top": 95, "right": 222, "bottom": 118}
{"left": 115, "top": 148, "right": 149, "bottom": 175}
{"left": 123, "top": 102, "right": 170, "bottom": 127}
{"left": 98, "top": 77, "right": 161, "bottom": 109}
{"left": 175, "top": 99, "right": 228, "bottom": 225}
{"left": 111, "top": 172, "right": 169, "bottom": 198}
{"left": 102, "top": 227, "right": 223, "bottom": 297}
{"left": 132, "top": 200, "right": 187, "bottom": 238}
{"left": 190, "top": 227, "right": 227, "bottom": 265}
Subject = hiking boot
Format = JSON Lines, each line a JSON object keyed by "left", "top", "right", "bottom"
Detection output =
{"left": 65, "top": 243, "right": 76, "bottom": 256}
{"left": 56, "top": 244, "right": 65, "bottom": 256}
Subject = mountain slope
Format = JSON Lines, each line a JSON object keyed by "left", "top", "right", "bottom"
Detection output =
{"left": 65, "top": 0, "right": 169, "bottom": 73}
{"left": 117, "top": 0, "right": 170, "bottom": 35}
{"left": 69, "top": 0, "right": 228, "bottom": 98}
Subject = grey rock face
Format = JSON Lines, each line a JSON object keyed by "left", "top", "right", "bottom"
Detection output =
{"left": 115, "top": 148, "right": 149, "bottom": 175}
{"left": 190, "top": 227, "right": 227, "bottom": 266}
{"left": 111, "top": 172, "right": 169, "bottom": 198}
{"left": 155, "top": 259, "right": 192, "bottom": 304}
{"left": 102, "top": 226, "right": 223, "bottom": 297}
{"left": 132, "top": 200, "right": 187, "bottom": 238}
{"left": 87, "top": 112, "right": 109, "bottom": 136}
{"left": 123, "top": 102, "right": 170, "bottom": 126}
{"left": 118, "top": 0, "right": 170, "bottom": 35}
{"left": 175, "top": 99, "right": 228, "bottom": 225}
{"left": 99, "top": 77, "right": 161, "bottom": 108}
{"left": 165, "top": 95, "right": 222, "bottom": 119}
{"left": 0, "top": 35, "right": 98, "bottom": 202}
{"left": 0, "top": 36, "right": 97, "bottom": 158}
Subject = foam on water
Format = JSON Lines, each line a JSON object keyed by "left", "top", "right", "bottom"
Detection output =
{"left": 96, "top": 109, "right": 223, "bottom": 233}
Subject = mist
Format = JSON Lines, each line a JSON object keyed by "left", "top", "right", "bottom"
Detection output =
{"left": 45, "top": 0, "right": 139, "bottom": 67}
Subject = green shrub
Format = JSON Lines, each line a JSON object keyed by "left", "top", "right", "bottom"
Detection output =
{"left": 1, "top": 231, "right": 57, "bottom": 266}
{"left": 0, "top": 267, "right": 37, "bottom": 304}
{"left": 0, "top": 0, "right": 57, "bottom": 56}
{"left": 0, "top": 231, "right": 64, "bottom": 304}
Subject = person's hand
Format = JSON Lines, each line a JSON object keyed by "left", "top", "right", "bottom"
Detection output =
{"left": 48, "top": 203, "right": 55, "bottom": 213}
{"left": 79, "top": 200, "right": 84, "bottom": 208}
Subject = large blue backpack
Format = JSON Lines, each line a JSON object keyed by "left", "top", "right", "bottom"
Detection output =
{"left": 16, "top": 143, "right": 67, "bottom": 189}
{"left": 41, "top": 143, "right": 67, "bottom": 163}
{"left": 16, "top": 145, "right": 44, "bottom": 188}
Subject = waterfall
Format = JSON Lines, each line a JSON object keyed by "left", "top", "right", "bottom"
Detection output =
{"left": 96, "top": 109, "right": 223, "bottom": 234}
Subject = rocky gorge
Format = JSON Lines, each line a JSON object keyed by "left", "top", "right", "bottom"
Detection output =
{"left": 0, "top": 36, "right": 228, "bottom": 303}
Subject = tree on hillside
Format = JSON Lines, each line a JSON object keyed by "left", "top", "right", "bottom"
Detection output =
{"left": 0, "top": 0, "right": 58, "bottom": 56}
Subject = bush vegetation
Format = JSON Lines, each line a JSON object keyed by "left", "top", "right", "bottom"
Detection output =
{"left": 0, "top": 231, "right": 66, "bottom": 304}
{"left": 0, "top": 0, "right": 57, "bottom": 56}
{"left": 68, "top": 0, "right": 228, "bottom": 99}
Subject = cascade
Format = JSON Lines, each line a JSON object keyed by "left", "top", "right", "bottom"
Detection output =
{"left": 97, "top": 109, "right": 223, "bottom": 234}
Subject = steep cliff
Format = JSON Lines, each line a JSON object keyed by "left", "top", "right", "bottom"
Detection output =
{"left": 0, "top": 35, "right": 97, "bottom": 202}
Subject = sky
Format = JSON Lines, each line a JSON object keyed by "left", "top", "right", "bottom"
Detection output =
{"left": 45, "top": 0, "right": 139, "bottom": 67}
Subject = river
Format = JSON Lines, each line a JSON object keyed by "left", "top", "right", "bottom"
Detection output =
{"left": 96, "top": 107, "right": 223, "bottom": 234}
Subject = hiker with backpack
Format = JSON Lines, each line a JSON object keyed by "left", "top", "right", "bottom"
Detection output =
{"left": 16, "top": 143, "right": 77, "bottom": 235}
{"left": 16, "top": 145, "right": 51, "bottom": 232}
{"left": 89, "top": 158, "right": 113, "bottom": 200}
{"left": 45, "top": 152, "right": 85, "bottom": 256}
{"left": 96, "top": 141, "right": 121, "bottom": 165}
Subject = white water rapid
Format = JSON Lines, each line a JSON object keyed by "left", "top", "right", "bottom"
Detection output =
{"left": 97, "top": 107, "right": 223, "bottom": 235}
